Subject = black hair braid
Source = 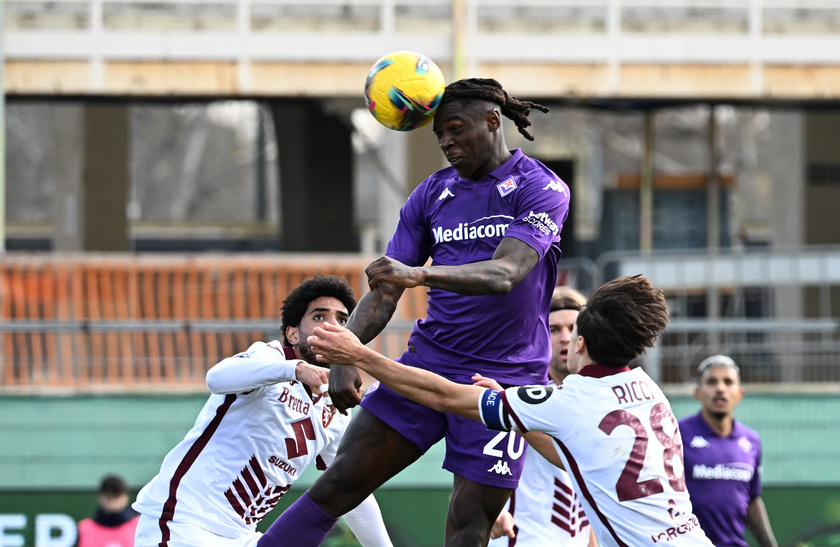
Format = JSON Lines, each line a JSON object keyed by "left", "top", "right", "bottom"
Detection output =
{"left": 442, "top": 78, "right": 549, "bottom": 141}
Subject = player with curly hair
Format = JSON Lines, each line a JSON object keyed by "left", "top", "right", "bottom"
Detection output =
{"left": 259, "top": 78, "right": 569, "bottom": 546}
{"left": 132, "top": 275, "right": 391, "bottom": 547}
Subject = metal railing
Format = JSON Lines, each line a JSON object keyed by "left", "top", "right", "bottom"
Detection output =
{"left": 2, "top": 247, "right": 840, "bottom": 391}
{"left": 5, "top": 1, "right": 840, "bottom": 66}
{"left": 0, "top": 254, "right": 426, "bottom": 390}
{"left": 604, "top": 245, "right": 840, "bottom": 385}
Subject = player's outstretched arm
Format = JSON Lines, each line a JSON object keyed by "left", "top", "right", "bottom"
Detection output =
{"left": 346, "top": 281, "right": 405, "bottom": 344}
{"left": 206, "top": 342, "right": 320, "bottom": 394}
{"left": 366, "top": 237, "right": 538, "bottom": 295}
{"left": 747, "top": 497, "right": 778, "bottom": 547}
{"left": 473, "top": 373, "right": 566, "bottom": 469}
{"left": 329, "top": 282, "right": 405, "bottom": 413}
{"left": 310, "top": 322, "right": 485, "bottom": 421}
{"left": 522, "top": 431, "right": 564, "bottom": 469}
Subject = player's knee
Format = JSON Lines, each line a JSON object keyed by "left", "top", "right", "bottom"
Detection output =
{"left": 445, "top": 516, "right": 493, "bottom": 547}
{"left": 446, "top": 502, "right": 495, "bottom": 534}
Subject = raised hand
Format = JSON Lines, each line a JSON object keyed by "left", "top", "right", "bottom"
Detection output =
{"left": 294, "top": 361, "right": 330, "bottom": 390}
{"left": 309, "top": 322, "right": 366, "bottom": 366}
{"left": 309, "top": 322, "right": 367, "bottom": 413}
{"left": 472, "top": 373, "right": 503, "bottom": 391}
{"left": 490, "top": 510, "right": 516, "bottom": 539}
{"left": 326, "top": 364, "right": 363, "bottom": 414}
{"left": 365, "top": 256, "right": 423, "bottom": 291}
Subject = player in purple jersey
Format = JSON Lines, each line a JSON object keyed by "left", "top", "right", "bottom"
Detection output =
{"left": 258, "top": 78, "right": 568, "bottom": 547}
{"left": 678, "top": 355, "right": 778, "bottom": 547}
{"left": 303, "top": 275, "right": 715, "bottom": 547}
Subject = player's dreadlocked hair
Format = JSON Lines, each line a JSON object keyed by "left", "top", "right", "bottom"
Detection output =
{"left": 280, "top": 275, "right": 357, "bottom": 346}
{"left": 440, "top": 78, "right": 549, "bottom": 141}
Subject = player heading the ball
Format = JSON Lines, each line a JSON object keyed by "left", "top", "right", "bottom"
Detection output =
{"left": 364, "top": 50, "right": 445, "bottom": 131}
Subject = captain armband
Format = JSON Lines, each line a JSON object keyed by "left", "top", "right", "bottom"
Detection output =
{"left": 479, "top": 389, "right": 511, "bottom": 431}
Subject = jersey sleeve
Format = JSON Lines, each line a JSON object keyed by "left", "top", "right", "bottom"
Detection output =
{"left": 205, "top": 341, "right": 300, "bottom": 394}
{"left": 503, "top": 166, "right": 569, "bottom": 260}
{"left": 479, "top": 385, "right": 564, "bottom": 435}
{"left": 384, "top": 182, "right": 433, "bottom": 266}
{"left": 750, "top": 437, "right": 763, "bottom": 499}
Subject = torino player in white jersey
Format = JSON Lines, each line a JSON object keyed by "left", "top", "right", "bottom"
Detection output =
{"left": 133, "top": 275, "right": 392, "bottom": 547}
{"left": 489, "top": 287, "right": 595, "bottom": 547}
{"left": 307, "top": 275, "right": 714, "bottom": 547}
{"left": 490, "top": 436, "right": 593, "bottom": 547}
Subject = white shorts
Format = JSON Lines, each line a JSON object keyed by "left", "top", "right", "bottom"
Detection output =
{"left": 134, "top": 514, "right": 261, "bottom": 547}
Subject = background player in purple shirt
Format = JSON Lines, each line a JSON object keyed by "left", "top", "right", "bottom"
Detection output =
{"left": 259, "top": 78, "right": 569, "bottom": 547}
{"left": 678, "top": 355, "right": 778, "bottom": 547}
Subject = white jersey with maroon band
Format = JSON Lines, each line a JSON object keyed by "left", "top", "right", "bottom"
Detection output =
{"left": 488, "top": 441, "right": 592, "bottom": 547}
{"left": 479, "top": 366, "right": 714, "bottom": 547}
{"left": 133, "top": 340, "right": 349, "bottom": 539}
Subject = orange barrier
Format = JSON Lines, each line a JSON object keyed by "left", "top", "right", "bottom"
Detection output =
{"left": 0, "top": 254, "right": 428, "bottom": 390}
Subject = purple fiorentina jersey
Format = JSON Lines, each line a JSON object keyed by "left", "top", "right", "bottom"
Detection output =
{"left": 678, "top": 413, "right": 763, "bottom": 547}
{"left": 386, "top": 149, "right": 569, "bottom": 384}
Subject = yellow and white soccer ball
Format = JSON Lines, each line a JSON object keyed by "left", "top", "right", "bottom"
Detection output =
{"left": 364, "top": 50, "right": 446, "bottom": 132}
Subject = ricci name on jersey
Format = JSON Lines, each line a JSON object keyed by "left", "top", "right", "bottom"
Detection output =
{"left": 611, "top": 379, "right": 655, "bottom": 405}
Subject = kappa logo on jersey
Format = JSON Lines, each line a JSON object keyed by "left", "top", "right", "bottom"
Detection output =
{"left": 437, "top": 187, "right": 455, "bottom": 201}
{"left": 542, "top": 180, "right": 568, "bottom": 195}
{"left": 523, "top": 210, "right": 559, "bottom": 236}
{"left": 225, "top": 455, "right": 291, "bottom": 525}
{"left": 689, "top": 435, "right": 710, "bottom": 448}
{"left": 487, "top": 459, "right": 513, "bottom": 475}
{"left": 497, "top": 177, "right": 517, "bottom": 197}
{"left": 233, "top": 349, "right": 256, "bottom": 358}
{"left": 322, "top": 404, "right": 337, "bottom": 428}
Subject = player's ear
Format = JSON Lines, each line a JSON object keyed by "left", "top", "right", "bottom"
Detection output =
{"left": 286, "top": 325, "right": 300, "bottom": 346}
{"left": 487, "top": 108, "right": 501, "bottom": 132}
{"left": 574, "top": 334, "right": 586, "bottom": 355}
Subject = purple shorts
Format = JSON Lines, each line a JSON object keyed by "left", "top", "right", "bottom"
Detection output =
{"left": 360, "top": 351, "right": 527, "bottom": 489}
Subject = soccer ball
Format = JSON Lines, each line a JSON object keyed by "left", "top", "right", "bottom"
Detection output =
{"left": 364, "top": 51, "right": 446, "bottom": 132}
